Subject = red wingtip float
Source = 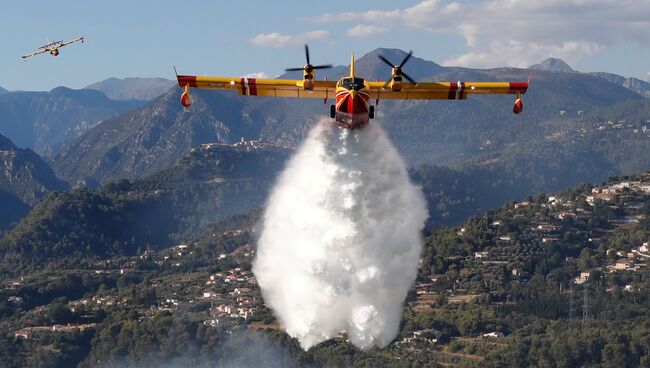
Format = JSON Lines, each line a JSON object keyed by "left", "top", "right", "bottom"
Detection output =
{"left": 513, "top": 98, "right": 524, "bottom": 114}
{"left": 176, "top": 45, "right": 530, "bottom": 129}
{"left": 180, "top": 85, "right": 192, "bottom": 108}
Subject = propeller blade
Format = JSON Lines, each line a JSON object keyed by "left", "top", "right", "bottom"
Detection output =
{"left": 304, "top": 44, "right": 310, "bottom": 66}
{"left": 312, "top": 64, "right": 332, "bottom": 70}
{"left": 399, "top": 51, "right": 413, "bottom": 68}
{"left": 378, "top": 55, "right": 394, "bottom": 68}
{"left": 285, "top": 67, "right": 304, "bottom": 72}
{"left": 401, "top": 72, "right": 416, "bottom": 84}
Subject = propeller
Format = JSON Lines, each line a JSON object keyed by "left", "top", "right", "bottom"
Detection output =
{"left": 379, "top": 50, "right": 416, "bottom": 87}
{"left": 285, "top": 45, "right": 332, "bottom": 74}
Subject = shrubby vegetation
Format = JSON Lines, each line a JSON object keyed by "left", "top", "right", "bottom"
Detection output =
{"left": 3, "top": 174, "right": 650, "bottom": 366}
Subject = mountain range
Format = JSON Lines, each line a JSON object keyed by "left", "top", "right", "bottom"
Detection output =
{"left": 0, "top": 87, "right": 143, "bottom": 156}
{"left": 529, "top": 57, "right": 575, "bottom": 73}
{"left": 0, "top": 142, "right": 290, "bottom": 261}
{"left": 588, "top": 72, "right": 650, "bottom": 98}
{"left": 51, "top": 49, "right": 644, "bottom": 186}
{"left": 3, "top": 49, "right": 650, "bottom": 368}
{"left": 0, "top": 133, "right": 67, "bottom": 205}
{"left": 85, "top": 77, "right": 175, "bottom": 101}
{"left": 0, "top": 133, "right": 67, "bottom": 232}
{"left": 528, "top": 57, "right": 650, "bottom": 98}
{"left": 6, "top": 93, "right": 650, "bottom": 260}
{"left": 2, "top": 48, "right": 650, "bottom": 241}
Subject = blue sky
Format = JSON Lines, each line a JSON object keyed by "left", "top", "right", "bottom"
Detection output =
{"left": 1, "top": 0, "right": 648, "bottom": 91}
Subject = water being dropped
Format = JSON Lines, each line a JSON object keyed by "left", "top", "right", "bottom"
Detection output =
{"left": 253, "top": 120, "right": 428, "bottom": 350}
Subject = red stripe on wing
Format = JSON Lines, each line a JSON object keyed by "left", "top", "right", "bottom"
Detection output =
{"left": 248, "top": 78, "right": 257, "bottom": 96}
{"left": 448, "top": 82, "right": 458, "bottom": 100}
{"left": 177, "top": 76, "right": 198, "bottom": 88}
{"left": 508, "top": 82, "right": 529, "bottom": 94}
{"left": 240, "top": 78, "right": 247, "bottom": 95}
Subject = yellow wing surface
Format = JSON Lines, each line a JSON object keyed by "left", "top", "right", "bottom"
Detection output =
{"left": 178, "top": 75, "right": 528, "bottom": 101}
{"left": 177, "top": 75, "right": 337, "bottom": 99}
{"left": 21, "top": 49, "right": 49, "bottom": 59}
{"left": 365, "top": 81, "right": 529, "bottom": 100}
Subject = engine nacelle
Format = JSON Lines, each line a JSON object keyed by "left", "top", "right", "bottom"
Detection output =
{"left": 303, "top": 73, "right": 314, "bottom": 91}
{"left": 513, "top": 98, "right": 524, "bottom": 114}
{"left": 180, "top": 86, "right": 192, "bottom": 108}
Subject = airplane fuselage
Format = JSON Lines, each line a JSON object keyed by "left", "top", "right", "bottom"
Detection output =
{"left": 335, "top": 77, "right": 371, "bottom": 129}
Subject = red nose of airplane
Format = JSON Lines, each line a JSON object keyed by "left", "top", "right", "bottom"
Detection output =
{"left": 343, "top": 90, "right": 368, "bottom": 115}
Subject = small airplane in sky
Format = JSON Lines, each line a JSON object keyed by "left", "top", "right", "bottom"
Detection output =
{"left": 22, "top": 36, "right": 85, "bottom": 61}
{"left": 176, "top": 45, "right": 530, "bottom": 129}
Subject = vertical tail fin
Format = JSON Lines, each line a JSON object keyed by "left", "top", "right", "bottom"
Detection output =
{"left": 350, "top": 53, "right": 355, "bottom": 78}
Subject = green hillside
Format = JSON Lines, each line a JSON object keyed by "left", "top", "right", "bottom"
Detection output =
{"left": 3, "top": 172, "right": 650, "bottom": 366}
{"left": 0, "top": 143, "right": 289, "bottom": 264}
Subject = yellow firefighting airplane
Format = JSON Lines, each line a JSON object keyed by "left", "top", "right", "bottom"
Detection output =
{"left": 22, "top": 36, "right": 84, "bottom": 61}
{"left": 177, "top": 45, "right": 529, "bottom": 129}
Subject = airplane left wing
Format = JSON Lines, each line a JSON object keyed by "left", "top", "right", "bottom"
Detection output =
{"left": 366, "top": 81, "right": 529, "bottom": 100}
{"left": 177, "top": 75, "right": 337, "bottom": 99}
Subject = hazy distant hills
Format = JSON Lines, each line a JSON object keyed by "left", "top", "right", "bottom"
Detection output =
{"left": 528, "top": 57, "right": 650, "bottom": 98}
{"left": 414, "top": 99, "right": 650, "bottom": 228}
{"left": 85, "top": 77, "right": 175, "bottom": 101}
{"left": 51, "top": 48, "right": 645, "bottom": 186}
{"left": 1, "top": 143, "right": 290, "bottom": 260}
{"left": 11, "top": 107, "right": 650, "bottom": 260}
{"left": 52, "top": 87, "right": 276, "bottom": 186}
{"left": 0, "top": 87, "right": 8, "bottom": 95}
{"left": 0, "top": 87, "right": 143, "bottom": 155}
{"left": 0, "top": 133, "right": 68, "bottom": 204}
{"left": 588, "top": 72, "right": 650, "bottom": 98}
{"left": 0, "top": 133, "right": 67, "bottom": 231}
{"left": 6, "top": 98, "right": 650, "bottom": 258}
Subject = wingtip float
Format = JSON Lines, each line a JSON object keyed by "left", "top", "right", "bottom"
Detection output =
{"left": 176, "top": 45, "right": 530, "bottom": 129}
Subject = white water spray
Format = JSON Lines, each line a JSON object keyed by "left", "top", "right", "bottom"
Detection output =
{"left": 253, "top": 120, "right": 428, "bottom": 350}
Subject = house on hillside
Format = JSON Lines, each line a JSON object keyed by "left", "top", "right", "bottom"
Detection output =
{"left": 483, "top": 332, "right": 504, "bottom": 338}
{"left": 511, "top": 268, "right": 528, "bottom": 277}
{"left": 574, "top": 272, "right": 590, "bottom": 284}
{"left": 474, "top": 251, "right": 488, "bottom": 259}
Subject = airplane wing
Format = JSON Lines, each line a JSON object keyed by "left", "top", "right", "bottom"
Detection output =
{"left": 365, "top": 81, "right": 529, "bottom": 100}
{"left": 177, "top": 75, "right": 337, "bottom": 99}
{"left": 61, "top": 37, "right": 84, "bottom": 47}
{"left": 21, "top": 49, "right": 49, "bottom": 60}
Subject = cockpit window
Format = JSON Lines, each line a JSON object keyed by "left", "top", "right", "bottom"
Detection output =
{"left": 339, "top": 77, "right": 365, "bottom": 91}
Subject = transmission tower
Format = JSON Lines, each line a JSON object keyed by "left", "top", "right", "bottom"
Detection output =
{"left": 582, "top": 282, "right": 589, "bottom": 328}
{"left": 569, "top": 284, "right": 574, "bottom": 320}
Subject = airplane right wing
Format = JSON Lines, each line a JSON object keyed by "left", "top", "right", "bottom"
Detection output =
{"left": 21, "top": 49, "right": 48, "bottom": 60}
{"left": 61, "top": 37, "right": 84, "bottom": 47}
{"left": 177, "top": 75, "right": 337, "bottom": 99}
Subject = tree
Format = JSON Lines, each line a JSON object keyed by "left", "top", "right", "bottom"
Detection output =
{"left": 578, "top": 248, "right": 594, "bottom": 272}
{"left": 47, "top": 303, "right": 73, "bottom": 324}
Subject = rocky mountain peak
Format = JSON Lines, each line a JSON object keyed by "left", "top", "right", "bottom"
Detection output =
{"left": 529, "top": 57, "right": 575, "bottom": 72}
